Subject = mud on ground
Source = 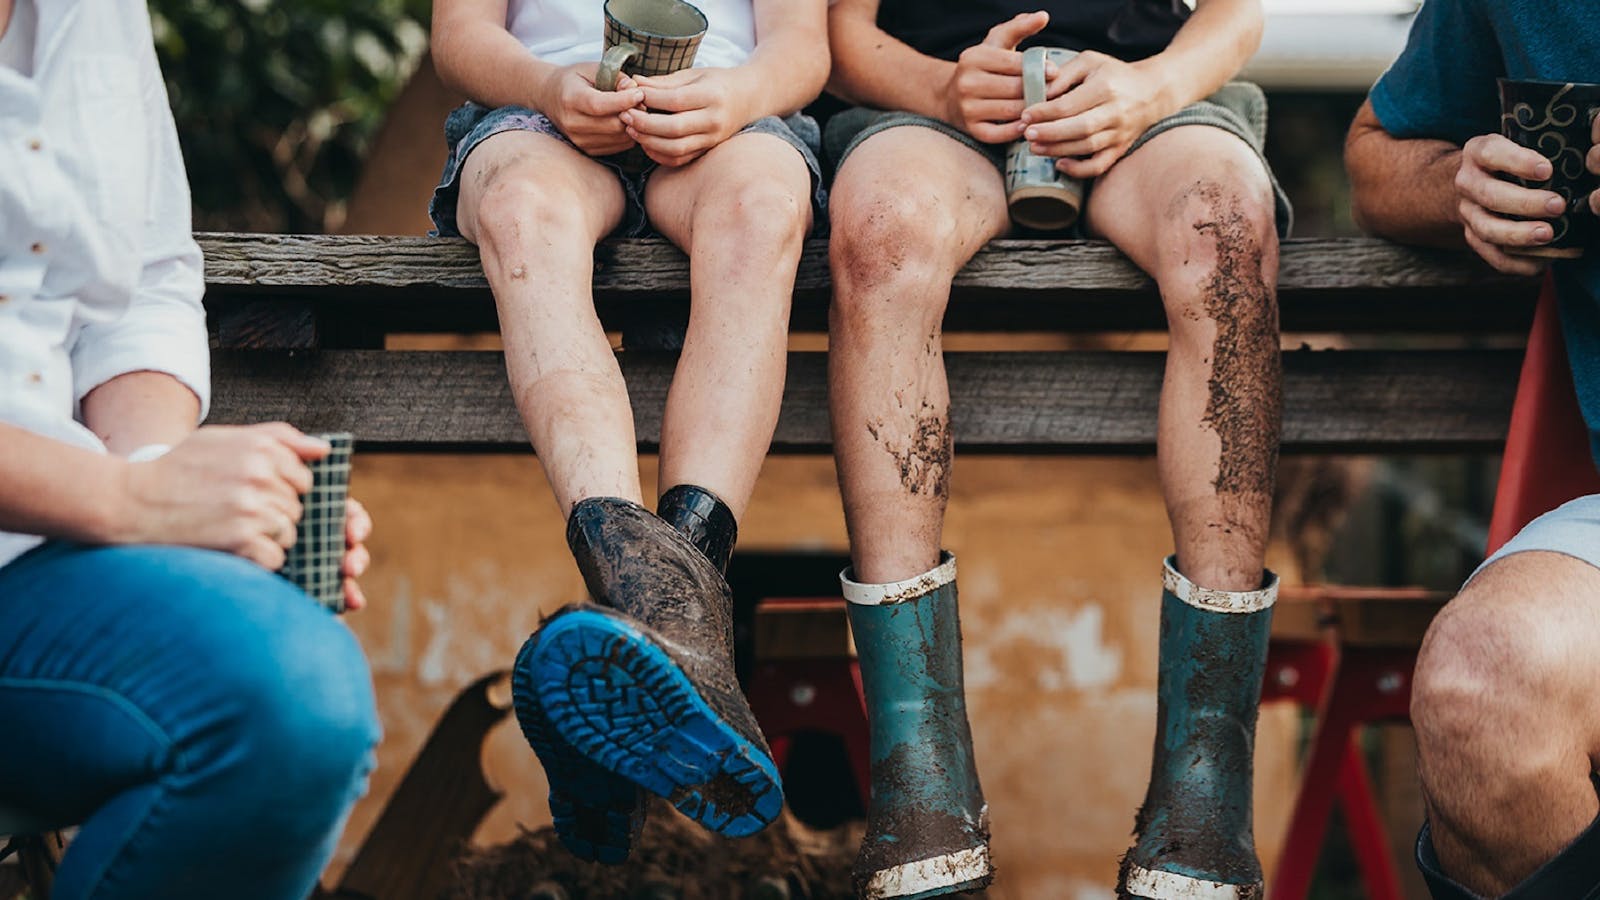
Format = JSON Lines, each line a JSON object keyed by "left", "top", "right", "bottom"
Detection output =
{"left": 447, "top": 801, "right": 863, "bottom": 900}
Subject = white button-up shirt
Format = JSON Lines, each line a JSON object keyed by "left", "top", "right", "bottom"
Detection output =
{"left": 0, "top": 0, "right": 209, "bottom": 569}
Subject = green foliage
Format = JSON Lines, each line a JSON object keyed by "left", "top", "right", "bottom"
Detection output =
{"left": 149, "top": 0, "right": 430, "bottom": 232}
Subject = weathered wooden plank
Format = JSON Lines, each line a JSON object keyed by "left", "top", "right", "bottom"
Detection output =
{"left": 208, "top": 348, "right": 1519, "bottom": 453}
{"left": 199, "top": 233, "right": 1538, "bottom": 338}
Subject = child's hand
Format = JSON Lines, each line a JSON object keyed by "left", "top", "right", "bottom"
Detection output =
{"left": 1020, "top": 51, "right": 1170, "bottom": 179}
{"left": 623, "top": 68, "right": 751, "bottom": 167}
{"left": 540, "top": 63, "right": 645, "bottom": 156}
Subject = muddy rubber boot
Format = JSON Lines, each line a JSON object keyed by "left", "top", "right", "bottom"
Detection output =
{"left": 526, "top": 496, "right": 783, "bottom": 837}
{"left": 1118, "top": 556, "right": 1278, "bottom": 900}
{"left": 843, "top": 552, "right": 992, "bottom": 900}
{"left": 1416, "top": 777, "right": 1600, "bottom": 900}
{"left": 657, "top": 484, "right": 737, "bottom": 573}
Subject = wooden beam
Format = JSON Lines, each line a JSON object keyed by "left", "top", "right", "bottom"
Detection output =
{"left": 199, "top": 234, "right": 1538, "bottom": 339}
{"left": 208, "top": 348, "right": 1518, "bottom": 454}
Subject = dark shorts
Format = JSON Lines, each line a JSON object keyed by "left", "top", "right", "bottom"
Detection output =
{"left": 822, "top": 82, "right": 1293, "bottom": 237}
{"left": 429, "top": 103, "right": 828, "bottom": 238}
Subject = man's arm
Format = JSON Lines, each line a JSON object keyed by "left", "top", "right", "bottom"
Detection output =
{"left": 71, "top": 25, "right": 208, "bottom": 453}
{"left": 1347, "top": 98, "right": 1567, "bottom": 276}
{"left": 1022, "top": 0, "right": 1263, "bottom": 178}
{"left": 433, "top": 0, "right": 643, "bottom": 155}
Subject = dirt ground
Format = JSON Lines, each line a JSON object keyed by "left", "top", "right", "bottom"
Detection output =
{"left": 447, "top": 802, "right": 864, "bottom": 900}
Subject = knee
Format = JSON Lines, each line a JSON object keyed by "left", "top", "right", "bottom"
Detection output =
{"left": 828, "top": 181, "right": 961, "bottom": 327}
{"left": 1154, "top": 174, "right": 1278, "bottom": 337}
{"left": 1411, "top": 591, "right": 1573, "bottom": 786}
{"left": 472, "top": 164, "right": 590, "bottom": 247}
{"left": 693, "top": 174, "right": 809, "bottom": 255}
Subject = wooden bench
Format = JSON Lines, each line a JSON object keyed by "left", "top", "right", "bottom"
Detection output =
{"left": 197, "top": 233, "right": 1533, "bottom": 900}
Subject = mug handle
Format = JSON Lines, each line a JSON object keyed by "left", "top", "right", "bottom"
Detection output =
{"left": 597, "top": 42, "right": 640, "bottom": 92}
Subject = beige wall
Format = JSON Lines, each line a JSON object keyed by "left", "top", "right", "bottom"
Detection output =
{"left": 333, "top": 454, "right": 1302, "bottom": 898}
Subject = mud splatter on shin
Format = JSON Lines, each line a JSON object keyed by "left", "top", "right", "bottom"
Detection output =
{"left": 1188, "top": 182, "right": 1282, "bottom": 504}
{"left": 870, "top": 402, "right": 953, "bottom": 500}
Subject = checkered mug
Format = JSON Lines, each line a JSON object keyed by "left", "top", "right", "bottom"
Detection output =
{"left": 279, "top": 432, "right": 353, "bottom": 613}
{"left": 595, "top": 0, "right": 708, "bottom": 91}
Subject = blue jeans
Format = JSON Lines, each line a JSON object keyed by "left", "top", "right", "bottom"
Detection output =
{"left": 0, "top": 543, "right": 381, "bottom": 899}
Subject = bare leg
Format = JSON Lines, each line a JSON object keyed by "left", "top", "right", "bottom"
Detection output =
{"left": 455, "top": 131, "right": 638, "bottom": 514}
{"left": 1085, "top": 126, "right": 1282, "bottom": 591}
{"left": 644, "top": 131, "right": 813, "bottom": 520}
{"left": 828, "top": 127, "right": 1011, "bottom": 583}
{"left": 1412, "top": 550, "right": 1600, "bottom": 895}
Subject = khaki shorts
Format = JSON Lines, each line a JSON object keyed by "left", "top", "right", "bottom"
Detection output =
{"left": 822, "top": 82, "right": 1292, "bottom": 237}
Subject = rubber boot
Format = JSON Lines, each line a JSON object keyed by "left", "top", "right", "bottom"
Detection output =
{"left": 844, "top": 552, "right": 992, "bottom": 900}
{"left": 657, "top": 484, "right": 737, "bottom": 573}
{"left": 1119, "top": 556, "right": 1278, "bottom": 900}
{"left": 524, "top": 497, "right": 783, "bottom": 837}
{"left": 1416, "top": 777, "right": 1600, "bottom": 900}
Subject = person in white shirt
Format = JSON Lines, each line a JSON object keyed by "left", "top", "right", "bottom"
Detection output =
{"left": 0, "top": 2, "right": 380, "bottom": 897}
{"left": 429, "top": 0, "right": 827, "bottom": 864}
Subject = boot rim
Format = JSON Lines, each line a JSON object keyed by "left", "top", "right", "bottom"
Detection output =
{"left": 859, "top": 844, "right": 992, "bottom": 900}
{"left": 1162, "top": 556, "right": 1279, "bottom": 614}
{"left": 1123, "top": 863, "right": 1264, "bottom": 900}
{"left": 841, "top": 551, "right": 958, "bottom": 606}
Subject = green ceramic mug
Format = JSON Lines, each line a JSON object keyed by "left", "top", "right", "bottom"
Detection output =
{"left": 595, "top": 0, "right": 708, "bottom": 91}
{"left": 1005, "top": 46, "right": 1085, "bottom": 231}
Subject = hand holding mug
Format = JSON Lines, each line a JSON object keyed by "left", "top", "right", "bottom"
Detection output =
{"left": 1454, "top": 132, "right": 1563, "bottom": 275}
{"left": 943, "top": 11, "right": 1053, "bottom": 143}
{"left": 623, "top": 67, "right": 749, "bottom": 166}
{"left": 118, "top": 424, "right": 325, "bottom": 571}
{"left": 1020, "top": 50, "right": 1169, "bottom": 179}
{"left": 537, "top": 62, "right": 644, "bottom": 156}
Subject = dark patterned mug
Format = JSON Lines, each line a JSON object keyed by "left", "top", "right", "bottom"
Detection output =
{"left": 1498, "top": 78, "right": 1600, "bottom": 259}
{"left": 279, "top": 432, "right": 353, "bottom": 613}
{"left": 596, "top": 0, "right": 707, "bottom": 90}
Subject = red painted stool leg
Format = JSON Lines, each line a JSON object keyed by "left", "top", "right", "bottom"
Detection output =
{"left": 1337, "top": 739, "right": 1405, "bottom": 900}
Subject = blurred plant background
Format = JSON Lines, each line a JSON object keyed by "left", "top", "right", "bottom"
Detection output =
{"left": 150, "top": 0, "right": 430, "bottom": 232}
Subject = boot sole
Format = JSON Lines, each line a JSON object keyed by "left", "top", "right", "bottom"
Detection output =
{"left": 530, "top": 608, "right": 784, "bottom": 837}
{"left": 512, "top": 632, "right": 645, "bottom": 864}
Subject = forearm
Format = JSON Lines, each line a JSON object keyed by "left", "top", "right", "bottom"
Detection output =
{"left": 827, "top": 11, "right": 952, "bottom": 121}
{"left": 433, "top": 16, "right": 561, "bottom": 112}
{"left": 739, "top": 29, "right": 829, "bottom": 120}
{"left": 81, "top": 371, "right": 201, "bottom": 457}
{"left": 1346, "top": 102, "right": 1465, "bottom": 247}
{"left": 0, "top": 424, "right": 130, "bottom": 543}
{"left": 1135, "top": 0, "right": 1263, "bottom": 117}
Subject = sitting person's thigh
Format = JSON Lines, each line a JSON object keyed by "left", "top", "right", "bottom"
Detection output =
{"left": 644, "top": 129, "right": 817, "bottom": 246}
{"left": 1086, "top": 124, "right": 1277, "bottom": 270}
{"left": 0, "top": 543, "right": 378, "bottom": 825}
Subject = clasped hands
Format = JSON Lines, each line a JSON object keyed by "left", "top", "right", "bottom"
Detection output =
{"left": 1455, "top": 114, "right": 1600, "bottom": 275}
{"left": 538, "top": 61, "right": 751, "bottom": 167}
{"left": 944, "top": 11, "right": 1172, "bottom": 179}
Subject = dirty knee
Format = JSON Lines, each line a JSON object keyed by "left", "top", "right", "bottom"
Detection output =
{"left": 470, "top": 166, "right": 592, "bottom": 248}
{"left": 693, "top": 178, "right": 809, "bottom": 253}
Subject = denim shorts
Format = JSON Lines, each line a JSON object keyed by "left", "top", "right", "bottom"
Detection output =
{"left": 1470, "top": 493, "right": 1600, "bottom": 583}
{"left": 429, "top": 102, "right": 827, "bottom": 238}
{"left": 823, "top": 82, "right": 1293, "bottom": 238}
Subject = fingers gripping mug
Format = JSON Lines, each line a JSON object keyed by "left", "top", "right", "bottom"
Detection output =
{"left": 1006, "top": 46, "right": 1085, "bottom": 231}
{"left": 595, "top": 0, "right": 708, "bottom": 91}
{"left": 1498, "top": 78, "right": 1600, "bottom": 259}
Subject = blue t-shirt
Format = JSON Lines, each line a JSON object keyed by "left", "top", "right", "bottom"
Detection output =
{"left": 1370, "top": 0, "right": 1600, "bottom": 462}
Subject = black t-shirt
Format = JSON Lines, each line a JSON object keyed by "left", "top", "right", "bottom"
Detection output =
{"left": 878, "top": 0, "right": 1191, "bottom": 62}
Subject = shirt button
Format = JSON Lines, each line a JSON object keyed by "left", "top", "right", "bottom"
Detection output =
{"left": 0, "top": 294, "right": 8, "bottom": 304}
{"left": 26, "top": 372, "right": 41, "bottom": 384}
{"left": 26, "top": 138, "right": 41, "bottom": 152}
{"left": 30, "top": 242, "right": 44, "bottom": 255}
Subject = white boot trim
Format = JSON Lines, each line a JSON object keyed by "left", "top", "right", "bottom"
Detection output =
{"left": 861, "top": 845, "right": 991, "bottom": 899}
{"left": 1123, "top": 864, "right": 1264, "bottom": 900}
{"left": 840, "top": 552, "right": 957, "bottom": 606}
{"left": 1162, "top": 556, "right": 1278, "bottom": 614}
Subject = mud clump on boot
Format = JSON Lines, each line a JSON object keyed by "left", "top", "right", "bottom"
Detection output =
{"left": 447, "top": 799, "right": 862, "bottom": 899}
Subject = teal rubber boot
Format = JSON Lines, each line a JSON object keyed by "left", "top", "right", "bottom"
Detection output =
{"left": 1119, "top": 556, "right": 1278, "bottom": 900}
{"left": 844, "top": 552, "right": 992, "bottom": 900}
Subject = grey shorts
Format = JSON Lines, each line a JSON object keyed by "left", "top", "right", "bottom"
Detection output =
{"left": 429, "top": 102, "right": 827, "bottom": 238}
{"left": 1471, "top": 494, "right": 1600, "bottom": 584}
{"left": 822, "top": 82, "right": 1293, "bottom": 237}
